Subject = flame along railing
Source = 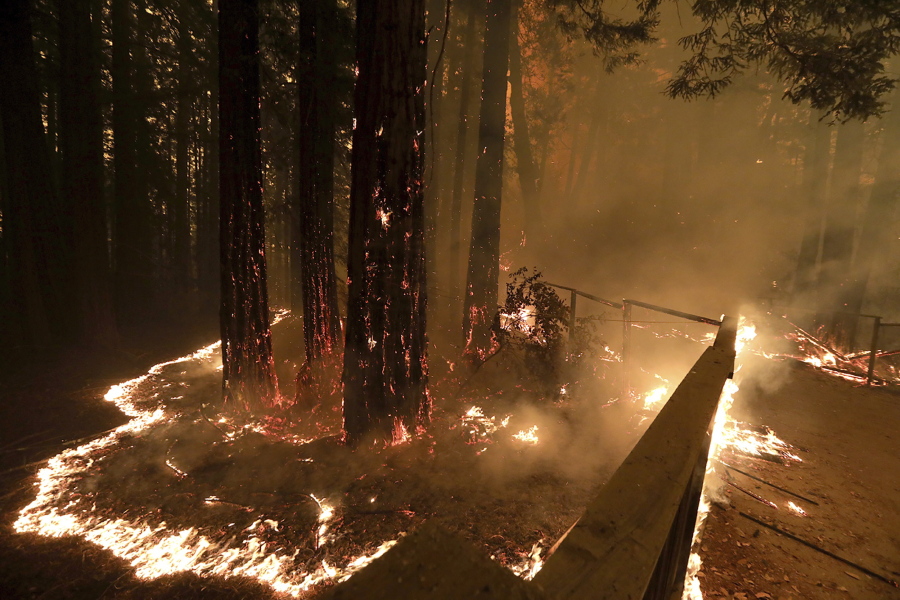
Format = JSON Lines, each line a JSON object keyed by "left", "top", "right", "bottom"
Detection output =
{"left": 324, "top": 317, "right": 737, "bottom": 600}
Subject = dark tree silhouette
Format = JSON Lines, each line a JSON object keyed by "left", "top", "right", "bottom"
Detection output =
{"left": 0, "top": 0, "right": 69, "bottom": 346}
{"left": 112, "top": 0, "right": 154, "bottom": 323}
{"left": 447, "top": 3, "right": 480, "bottom": 299}
{"left": 58, "top": 0, "right": 118, "bottom": 347}
{"left": 294, "top": 0, "right": 341, "bottom": 367}
{"left": 462, "top": 0, "right": 512, "bottom": 361}
{"left": 343, "top": 0, "right": 429, "bottom": 445}
{"left": 219, "top": 0, "right": 279, "bottom": 411}
{"left": 509, "top": 0, "right": 542, "bottom": 243}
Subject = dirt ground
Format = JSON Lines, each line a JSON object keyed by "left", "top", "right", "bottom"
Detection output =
{"left": 1, "top": 317, "right": 899, "bottom": 599}
{"left": 697, "top": 358, "right": 900, "bottom": 600}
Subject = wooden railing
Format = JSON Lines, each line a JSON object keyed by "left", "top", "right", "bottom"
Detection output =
{"left": 323, "top": 310, "right": 737, "bottom": 600}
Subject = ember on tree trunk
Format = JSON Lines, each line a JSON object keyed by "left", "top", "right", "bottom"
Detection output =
{"left": 463, "top": 0, "right": 512, "bottom": 362}
{"left": 294, "top": 0, "right": 342, "bottom": 367}
{"left": 218, "top": 0, "right": 279, "bottom": 412}
{"left": 343, "top": 0, "right": 429, "bottom": 445}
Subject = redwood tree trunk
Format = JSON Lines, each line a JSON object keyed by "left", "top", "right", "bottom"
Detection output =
{"left": 819, "top": 121, "right": 865, "bottom": 346}
{"left": 218, "top": 0, "right": 279, "bottom": 412}
{"left": 343, "top": 0, "right": 429, "bottom": 445}
{"left": 793, "top": 119, "right": 831, "bottom": 301}
{"left": 58, "top": 0, "right": 118, "bottom": 346}
{"left": 842, "top": 99, "right": 900, "bottom": 323}
{"left": 294, "top": 0, "right": 341, "bottom": 365}
{"left": 447, "top": 4, "right": 480, "bottom": 298}
{"left": 463, "top": 0, "right": 512, "bottom": 361}
{"left": 0, "top": 0, "right": 67, "bottom": 346}
{"left": 508, "top": 0, "right": 542, "bottom": 242}
{"left": 172, "top": 13, "right": 193, "bottom": 301}
{"left": 112, "top": 0, "right": 154, "bottom": 323}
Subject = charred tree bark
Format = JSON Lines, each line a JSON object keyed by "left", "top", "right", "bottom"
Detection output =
{"left": 508, "top": 0, "right": 542, "bottom": 243}
{"left": 447, "top": 4, "right": 480, "bottom": 299}
{"left": 58, "top": 0, "right": 118, "bottom": 347}
{"left": 218, "top": 0, "right": 279, "bottom": 412}
{"left": 112, "top": 0, "right": 154, "bottom": 323}
{"left": 0, "top": 0, "right": 68, "bottom": 346}
{"left": 343, "top": 0, "right": 429, "bottom": 445}
{"left": 293, "top": 0, "right": 342, "bottom": 365}
{"left": 462, "top": 0, "right": 512, "bottom": 361}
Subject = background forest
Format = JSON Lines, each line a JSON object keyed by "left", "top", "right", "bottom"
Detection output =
{"left": 2, "top": 0, "right": 900, "bottom": 420}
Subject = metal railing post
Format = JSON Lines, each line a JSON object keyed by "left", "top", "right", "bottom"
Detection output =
{"left": 569, "top": 289, "right": 578, "bottom": 359}
{"left": 623, "top": 301, "right": 632, "bottom": 400}
{"left": 867, "top": 316, "right": 881, "bottom": 386}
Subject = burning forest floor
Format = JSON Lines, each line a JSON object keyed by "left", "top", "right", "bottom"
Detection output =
{"left": 1, "top": 312, "right": 899, "bottom": 599}
{"left": 695, "top": 357, "right": 900, "bottom": 600}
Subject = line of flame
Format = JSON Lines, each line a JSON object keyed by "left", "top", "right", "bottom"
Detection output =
{"left": 14, "top": 325, "right": 401, "bottom": 597}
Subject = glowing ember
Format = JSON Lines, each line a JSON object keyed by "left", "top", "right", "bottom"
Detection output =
{"left": 507, "top": 541, "right": 544, "bottom": 580}
{"left": 499, "top": 306, "right": 537, "bottom": 336}
{"left": 459, "top": 406, "right": 511, "bottom": 444}
{"left": 787, "top": 501, "right": 807, "bottom": 516}
{"left": 642, "top": 385, "right": 669, "bottom": 411}
{"left": 512, "top": 426, "right": 539, "bottom": 445}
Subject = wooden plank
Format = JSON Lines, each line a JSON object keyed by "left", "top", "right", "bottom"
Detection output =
{"left": 532, "top": 317, "right": 736, "bottom": 600}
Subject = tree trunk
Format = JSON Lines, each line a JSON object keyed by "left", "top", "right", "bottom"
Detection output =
{"left": 447, "top": 4, "right": 480, "bottom": 299}
{"left": 0, "top": 0, "right": 67, "bottom": 346}
{"left": 58, "top": 0, "right": 118, "bottom": 347}
{"left": 112, "top": 0, "right": 154, "bottom": 323}
{"left": 842, "top": 99, "right": 900, "bottom": 321}
{"left": 343, "top": 0, "right": 429, "bottom": 445}
{"left": 293, "top": 0, "right": 342, "bottom": 365}
{"left": 819, "top": 121, "right": 865, "bottom": 346}
{"left": 172, "top": 13, "right": 193, "bottom": 302}
{"left": 793, "top": 118, "right": 831, "bottom": 302}
{"left": 462, "top": 0, "right": 512, "bottom": 361}
{"left": 218, "top": 0, "right": 279, "bottom": 412}
{"left": 508, "top": 0, "right": 542, "bottom": 243}
{"left": 198, "top": 19, "right": 220, "bottom": 316}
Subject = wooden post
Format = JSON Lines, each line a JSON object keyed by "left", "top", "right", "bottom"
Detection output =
{"left": 623, "top": 301, "right": 632, "bottom": 400}
{"left": 867, "top": 316, "right": 881, "bottom": 386}
{"left": 569, "top": 289, "right": 578, "bottom": 358}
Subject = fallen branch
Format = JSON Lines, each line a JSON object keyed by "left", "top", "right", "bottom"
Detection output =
{"left": 714, "top": 459, "right": 819, "bottom": 505}
{"left": 738, "top": 511, "right": 899, "bottom": 588}
{"left": 724, "top": 479, "right": 778, "bottom": 509}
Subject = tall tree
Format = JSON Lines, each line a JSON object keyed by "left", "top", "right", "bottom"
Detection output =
{"left": 58, "top": 0, "right": 118, "bottom": 347}
{"left": 462, "top": 0, "right": 512, "bottom": 361}
{"left": 112, "top": 0, "right": 154, "bottom": 323}
{"left": 343, "top": 0, "right": 429, "bottom": 445}
{"left": 446, "top": 2, "right": 481, "bottom": 299}
{"left": 219, "top": 0, "right": 279, "bottom": 411}
{"left": 792, "top": 118, "right": 832, "bottom": 301}
{"left": 172, "top": 8, "right": 194, "bottom": 302}
{"left": 509, "top": 0, "right": 542, "bottom": 243}
{"left": 294, "top": 0, "right": 342, "bottom": 368}
{"left": 0, "top": 0, "right": 69, "bottom": 346}
{"left": 844, "top": 98, "right": 900, "bottom": 318}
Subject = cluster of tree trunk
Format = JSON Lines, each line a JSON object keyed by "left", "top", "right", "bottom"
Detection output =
{"left": 4, "top": 0, "right": 899, "bottom": 444}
